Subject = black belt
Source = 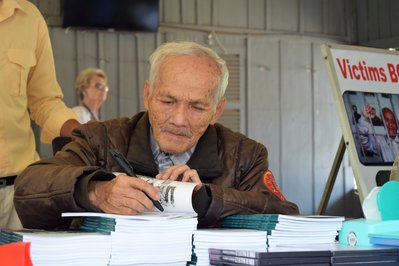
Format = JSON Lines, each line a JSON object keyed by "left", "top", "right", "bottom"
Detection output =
{"left": 0, "top": 175, "right": 17, "bottom": 188}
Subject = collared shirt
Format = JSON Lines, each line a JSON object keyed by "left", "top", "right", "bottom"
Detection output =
{"left": 0, "top": 0, "right": 78, "bottom": 176}
{"left": 149, "top": 128, "right": 196, "bottom": 172}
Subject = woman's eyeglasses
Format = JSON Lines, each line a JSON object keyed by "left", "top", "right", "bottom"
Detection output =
{"left": 94, "top": 83, "right": 109, "bottom": 92}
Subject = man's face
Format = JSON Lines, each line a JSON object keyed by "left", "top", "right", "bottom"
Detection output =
{"left": 383, "top": 109, "right": 398, "bottom": 139}
{"left": 144, "top": 55, "right": 225, "bottom": 154}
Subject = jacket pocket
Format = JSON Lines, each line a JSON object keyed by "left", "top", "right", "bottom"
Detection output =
{"left": 6, "top": 48, "right": 36, "bottom": 96}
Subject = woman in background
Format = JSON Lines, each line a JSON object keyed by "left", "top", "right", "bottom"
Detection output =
{"left": 73, "top": 68, "right": 108, "bottom": 123}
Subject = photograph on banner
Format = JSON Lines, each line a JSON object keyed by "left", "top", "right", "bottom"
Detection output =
{"left": 322, "top": 43, "right": 399, "bottom": 202}
{"left": 343, "top": 91, "right": 399, "bottom": 165}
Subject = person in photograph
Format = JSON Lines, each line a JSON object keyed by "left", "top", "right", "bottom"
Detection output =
{"left": 357, "top": 105, "right": 399, "bottom": 162}
{"left": 351, "top": 104, "right": 361, "bottom": 124}
{"left": 362, "top": 103, "right": 383, "bottom": 126}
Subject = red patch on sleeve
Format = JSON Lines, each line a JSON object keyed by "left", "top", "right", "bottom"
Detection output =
{"left": 262, "top": 170, "right": 286, "bottom": 201}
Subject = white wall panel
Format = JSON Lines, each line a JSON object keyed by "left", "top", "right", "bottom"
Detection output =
{"left": 269, "top": 0, "right": 299, "bottom": 32}
{"left": 280, "top": 40, "right": 313, "bottom": 214}
{"left": 324, "top": 0, "right": 347, "bottom": 37}
{"left": 248, "top": 0, "right": 266, "bottom": 29}
{"left": 215, "top": 0, "right": 248, "bottom": 28}
{"left": 247, "top": 38, "right": 282, "bottom": 186}
{"left": 302, "top": 0, "right": 323, "bottom": 34}
{"left": 196, "top": 0, "right": 213, "bottom": 26}
{"left": 49, "top": 28, "right": 78, "bottom": 106}
{"left": 117, "top": 33, "right": 142, "bottom": 117}
{"left": 181, "top": 0, "right": 197, "bottom": 24}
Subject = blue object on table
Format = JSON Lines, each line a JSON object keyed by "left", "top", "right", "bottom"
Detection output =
{"left": 377, "top": 181, "right": 399, "bottom": 221}
{"left": 339, "top": 219, "right": 399, "bottom": 246}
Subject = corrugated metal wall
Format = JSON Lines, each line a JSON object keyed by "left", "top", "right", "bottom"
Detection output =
{"left": 29, "top": 0, "right": 360, "bottom": 215}
{"left": 354, "top": 0, "right": 399, "bottom": 47}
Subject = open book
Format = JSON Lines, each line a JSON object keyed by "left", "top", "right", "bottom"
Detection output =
{"left": 136, "top": 175, "right": 197, "bottom": 214}
{"left": 63, "top": 176, "right": 198, "bottom": 221}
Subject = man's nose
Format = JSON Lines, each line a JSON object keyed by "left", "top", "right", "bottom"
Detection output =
{"left": 170, "top": 104, "right": 188, "bottom": 125}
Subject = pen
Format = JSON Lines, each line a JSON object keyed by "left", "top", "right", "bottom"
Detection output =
{"left": 109, "top": 149, "right": 164, "bottom": 212}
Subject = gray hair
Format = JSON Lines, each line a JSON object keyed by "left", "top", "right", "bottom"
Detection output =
{"left": 148, "top": 41, "right": 229, "bottom": 105}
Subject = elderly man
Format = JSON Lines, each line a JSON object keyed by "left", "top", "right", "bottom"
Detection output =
{"left": 14, "top": 41, "right": 299, "bottom": 229}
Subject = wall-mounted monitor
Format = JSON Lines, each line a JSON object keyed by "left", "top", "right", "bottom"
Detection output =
{"left": 322, "top": 44, "right": 399, "bottom": 202}
{"left": 61, "top": 0, "right": 159, "bottom": 32}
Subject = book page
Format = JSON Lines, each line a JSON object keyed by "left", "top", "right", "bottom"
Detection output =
{"left": 137, "top": 175, "right": 197, "bottom": 213}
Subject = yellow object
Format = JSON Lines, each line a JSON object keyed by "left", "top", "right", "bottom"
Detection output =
{"left": 0, "top": 0, "right": 78, "bottom": 176}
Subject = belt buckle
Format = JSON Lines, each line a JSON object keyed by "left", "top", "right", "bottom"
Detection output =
{"left": 0, "top": 179, "right": 6, "bottom": 188}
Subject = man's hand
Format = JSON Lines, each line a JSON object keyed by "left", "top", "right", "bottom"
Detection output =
{"left": 60, "top": 119, "right": 80, "bottom": 137}
{"left": 155, "top": 164, "right": 202, "bottom": 190}
{"left": 87, "top": 175, "right": 160, "bottom": 215}
{"left": 362, "top": 103, "right": 376, "bottom": 119}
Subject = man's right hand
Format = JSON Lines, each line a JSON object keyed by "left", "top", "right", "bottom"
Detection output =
{"left": 362, "top": 103, "right": 377, "bottom": 119}
{"left": 87, "top": 175, "right": 161, "bottom": 214}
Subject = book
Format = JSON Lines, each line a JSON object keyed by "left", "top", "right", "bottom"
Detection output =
{"left": 208, "top": 244, "right": 399, "bottom": 266}
{"left": 60, "top": 178, "right": 200, "bottom": 265}
{"left": 369, "top": 231, "right": 399, "bottom": 247}
{"left": 331, "top": 245, "right": 399, "bottom": 265}
{"left": 120, "top": 174, "right": 198, "bottom": 214}
{"left": 222, "top": 214, "right": 344, "bottom": 247}
{"left": 0, "top": 228, "right": 111, "bottom": 266}
{"left": 208, "top": 246, "right": 332, "bottom": 266}
{"left": 188, "top": 228, "right": 268, "bottom": 266}
{"left": 62, "top": 211, "right": 197, "bottom": 265}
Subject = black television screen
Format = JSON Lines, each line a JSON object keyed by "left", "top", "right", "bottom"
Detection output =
{"left": 61, "top": 0, "right": 159, "bottom": 32}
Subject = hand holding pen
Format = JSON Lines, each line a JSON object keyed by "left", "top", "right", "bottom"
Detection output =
{"left": 109, "top": 149, "right": 164, "bottom": 212}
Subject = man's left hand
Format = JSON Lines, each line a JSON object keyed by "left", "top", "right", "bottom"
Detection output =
{"left": 155, "top": 164, "right": 202, "bottom": 187}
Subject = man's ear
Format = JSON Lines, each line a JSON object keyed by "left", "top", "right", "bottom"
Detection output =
{"left": 143, "top": 80, "right": 150, "bottom": 110}
{"left": 210, "top": 97, "right": 226, "bottom": 125}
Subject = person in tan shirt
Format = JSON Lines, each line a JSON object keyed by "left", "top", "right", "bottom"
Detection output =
{"left": 0, "top": 0, "right": 80, "bottom": 230}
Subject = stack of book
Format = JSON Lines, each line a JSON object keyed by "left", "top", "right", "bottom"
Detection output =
{"left": 331, "top": 245, "right": 399, "bottom": 265}
{"left": 208, "top": 246, "right": 332, "bottom": 266}
{"left": 63, "top": 212, "right": 197, "bottom": 266}
{"left": 222, "top": 214, "right": 344, "bottom": 247}
{"left": 188, "top": 228, "right": 267, "bottom": 266}
{"left": 0, "top": 228, "right": 111, "bottom": 266}
{"left": 208, "top": 245, "right": 399, "bottom": 265}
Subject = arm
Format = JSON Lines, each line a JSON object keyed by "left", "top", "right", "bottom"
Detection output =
{"left": 356, "top": 115, "right": 379, "bottom": 155}
{"left": 199, "top": 140, "right": 299, "bottom": 227}
{"left": 14, "top": 122, "right": 159, "bottom": 229}
{"left": 27, "top": 13, "right": 79, "bottom": 143}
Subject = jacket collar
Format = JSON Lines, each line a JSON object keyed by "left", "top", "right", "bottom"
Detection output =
{"left": 126, "top": 112, "right": 222, "bottom": 179}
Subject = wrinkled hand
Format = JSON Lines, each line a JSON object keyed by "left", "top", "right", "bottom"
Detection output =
{"left": 156, "top": 164, "right": 202, "bottom": 190}
{"left": 88, "top": 174, "right": 160, "bottom": 215}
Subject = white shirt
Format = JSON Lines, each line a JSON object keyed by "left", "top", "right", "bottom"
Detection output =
{"left": 72, "top": 105, "right": 93, "bottom": 124}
